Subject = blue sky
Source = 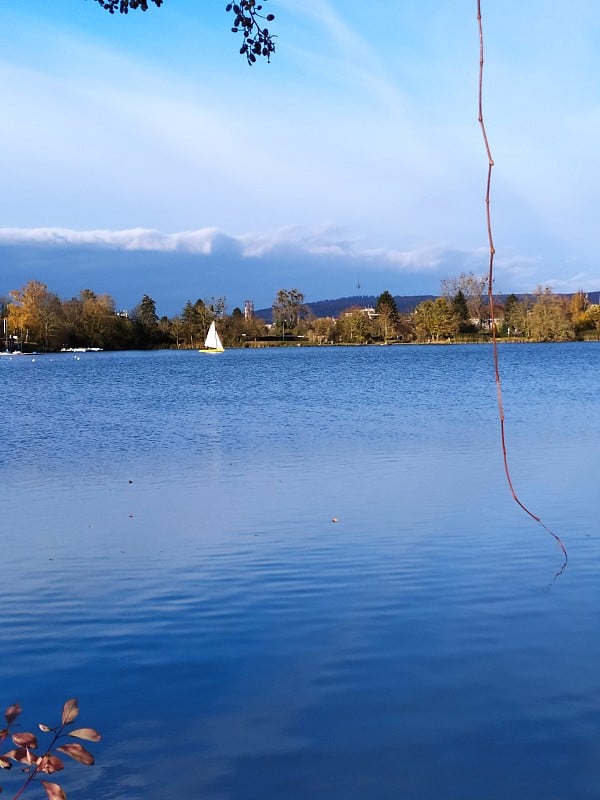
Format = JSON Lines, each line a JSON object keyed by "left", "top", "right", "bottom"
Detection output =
{"left": 1, "top": 1, "right": 599, "bottom": 314}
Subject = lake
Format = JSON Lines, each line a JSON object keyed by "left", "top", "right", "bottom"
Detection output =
{"left": 1, "top": 342, "right": 599, "bottom": 800}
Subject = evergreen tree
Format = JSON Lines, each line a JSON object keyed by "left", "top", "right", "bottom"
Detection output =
{"left": 137, "top": 294, "right": 158, "bottom": 328}
{"left": 375, "top": 290, "right": 398, "bottom": 316}
{"left": 441, "top": 272, "right": 487, "bottom": 327}
{"left": 502, "top": 293, "right": 525, "bottom": 336}
{"left": 451, "top": 290, "right": 474, "bottom": 334}
{"left": 132, "top": 294, "right": 161, "bottom": 348}
{"left": 375, "top": 290, "right": 398, "bottom": 341}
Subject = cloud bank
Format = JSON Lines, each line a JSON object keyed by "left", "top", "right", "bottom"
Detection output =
{"left": 2, "top": 225, "right": 592, "bottom": 317}
{"left": 0, "top": 226, "right": 493, "bottom": 315}
{"left": 0, "top": 225, "right": 455, "bottom": 266}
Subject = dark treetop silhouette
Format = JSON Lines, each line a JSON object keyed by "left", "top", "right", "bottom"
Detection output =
{"left": 93, "top": 0, "right": 276, "bottom": 65}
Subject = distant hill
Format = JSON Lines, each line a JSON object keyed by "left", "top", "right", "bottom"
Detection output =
{"left": 255, "top": 290, "right": 600, "bottom": 323}
{"left": 255, "top": 294, "right": 436, "bottom": 323}
{"left": 584, "top": 290, "right": 600, "bottom": 304}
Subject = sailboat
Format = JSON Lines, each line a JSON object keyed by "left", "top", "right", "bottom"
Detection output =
{"left": 198, "top": 320, "right": 225, "bottom": 354}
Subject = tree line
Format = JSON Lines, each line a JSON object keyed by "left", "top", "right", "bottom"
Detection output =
{"left": 2, "top": 276, "right": 599, "bottom": 353}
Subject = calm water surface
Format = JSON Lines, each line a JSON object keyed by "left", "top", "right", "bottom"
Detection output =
{"left": 1, "top": 343, "right": 600, "bottom": 799}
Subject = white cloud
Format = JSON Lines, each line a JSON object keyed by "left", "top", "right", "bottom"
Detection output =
{"left": 362, "top": 245, "right": 449, "bottom": 271}
{"left": 0, "top": 225, "right": 477, "bottom": 273}
{"left": 0, "top": 226, "right": 228, "bottom": 254}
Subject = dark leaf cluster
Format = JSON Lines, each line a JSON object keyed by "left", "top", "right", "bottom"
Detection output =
{"left": 225, "top": 0, "right": 276, "bottom": 64}
{"left": 92, "top": 0, "right": 276, "bottom": 63}
{"left": 92, "top": 0, "right": 163, "bottom": 12}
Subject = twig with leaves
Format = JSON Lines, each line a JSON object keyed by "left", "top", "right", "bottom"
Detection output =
{"left": 92, "top": 1, "right": 163, "bottom": 13}
{"left": 226, "top": 1, "right": 276, "bottom": 64}
{"left": 0, "top": 700, "right": 101, "bottom": 800}
{"left": 92, "top": 0, "right": 277, "bottom": 64}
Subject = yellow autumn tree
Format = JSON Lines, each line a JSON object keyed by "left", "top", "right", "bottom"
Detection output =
{"left": 7, "top": 280, "right": 63, "bottom": 349}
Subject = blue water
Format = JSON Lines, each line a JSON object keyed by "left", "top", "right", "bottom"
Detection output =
{"left": 1, "top": 343, "right": 599, "bottom": 799}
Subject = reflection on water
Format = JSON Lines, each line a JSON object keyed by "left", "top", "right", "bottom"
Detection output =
{"left": 1, "top": 344, "right": 600, "bottom": 799}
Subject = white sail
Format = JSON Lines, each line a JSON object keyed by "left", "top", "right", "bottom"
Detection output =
{"left": 204, "top": 321, "right": 224, "bottom": 351}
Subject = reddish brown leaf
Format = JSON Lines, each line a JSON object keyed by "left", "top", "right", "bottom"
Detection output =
{"left": 38, "top": 724, "right": 51, "bottom": 733}
{"left": 0, "top": 729, "right": 7, "bottom": 743}
{"left": 10, "top": 747, "right": 35, "bottom": 765}
{"left": 37, "top": 754, "right": 65, "bottom": 774}
{"left": 61, "top": 699, "right": 79, "bottom": 726}
{"left": 11, "top": 732, "right": 38, "bottom": 749}
{"left": 67, "top": 728, "right": 101, "bottom": 743}
{"left": 4, "top": 704, "right": 21, "bottom": 725}
{"left": 57, "top": 743, "right": 94, "bottom": 766}
{"left": 0, "top": 756, "right": 10, "bottom": 769}
{"left": 41, "top": 781, "right": 67, "bottom": 800}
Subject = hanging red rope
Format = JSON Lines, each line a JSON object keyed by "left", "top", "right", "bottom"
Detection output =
{"left": 476, "top": 1, "right": 567, "bottom": 567}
